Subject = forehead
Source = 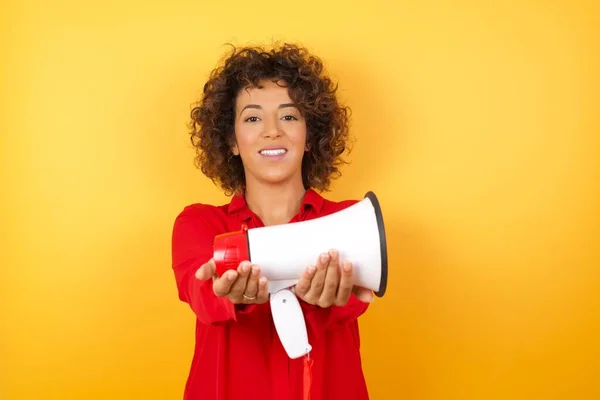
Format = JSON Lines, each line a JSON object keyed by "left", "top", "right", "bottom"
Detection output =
{"left": 235, "top": 80, "right": 293, "bottom": 106}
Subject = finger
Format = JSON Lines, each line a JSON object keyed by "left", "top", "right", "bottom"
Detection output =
{"left": 195, "top": 259, "right": 216, "bottom": 280}
{"left": 242, "top": 265, "right": 261, "bottom": 302}
{"left": 318, "top": 249, "right": 340, "bottom": 307}
{"left": 353, "top": 287, "right": 375, "bottom": 303}
{"left": 255, "top": 277, "right": 269, "bottom": 304}
{"left": 335, "top": 260, "right": 354, "bottom": 306}
{"left": 294, "top": 266, "right": 316, "bottom": 297}
{"left": 228, "top": 261, "right": 252, "bottom": 299}
{"left": 304, "top": 253, "right": 329, "bottom": 301}
{"left": 213, "top": 270, "right": 238, "bottom": 297}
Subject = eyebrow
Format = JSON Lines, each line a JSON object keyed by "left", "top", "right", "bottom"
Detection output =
{"left": 239, "top": 103, "right": 297, "bottom": 115}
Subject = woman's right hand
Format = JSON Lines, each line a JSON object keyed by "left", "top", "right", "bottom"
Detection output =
{"left": 195, "top": 259, "right": 269, "bottom": 304}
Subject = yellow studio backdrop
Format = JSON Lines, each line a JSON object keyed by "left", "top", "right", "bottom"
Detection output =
{"left": 1, "top": 0, "right": 599, "bottom": 399}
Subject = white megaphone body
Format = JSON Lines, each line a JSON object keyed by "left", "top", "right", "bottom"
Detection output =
{"left": 213, "top": 191, "right": 388, "bottom": 297}
{"left": 212, "top": 191, "right": 388, "bottom": 360}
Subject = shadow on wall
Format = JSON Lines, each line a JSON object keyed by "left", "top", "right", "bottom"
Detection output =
{"left": 314, "top": 45, "right": 413, "bottom": 201}
{"left": 365, "top": 215, "right": 452, "bottom": 399}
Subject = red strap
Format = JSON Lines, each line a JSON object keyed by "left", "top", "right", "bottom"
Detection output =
{"left": 303, "top": 354, "right": 314, "bottom": 400}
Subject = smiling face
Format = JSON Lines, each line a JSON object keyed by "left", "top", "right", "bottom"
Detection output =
{"left": 232, "top": 79, "right": 308, "bottom": 189}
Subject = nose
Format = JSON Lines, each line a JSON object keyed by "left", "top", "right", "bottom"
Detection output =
{"left": 261, "top": 115, "right": 282, "bottom": 139}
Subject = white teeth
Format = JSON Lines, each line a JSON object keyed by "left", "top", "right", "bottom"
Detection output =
{"left": 260, "top": 149, "right": 286, "bottom": 156}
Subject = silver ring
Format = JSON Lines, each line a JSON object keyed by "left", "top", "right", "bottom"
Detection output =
{"left": 242, "top": 293, "right": 256, "bottom": 300}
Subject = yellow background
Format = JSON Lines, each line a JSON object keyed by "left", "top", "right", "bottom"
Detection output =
{"left": 2, "top": 0, "right": 599, "bottom": 399}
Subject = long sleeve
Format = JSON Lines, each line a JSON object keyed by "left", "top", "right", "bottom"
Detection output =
{"left": 171, "top": 206, "right": 256, "bottom": 325}
{"left": 325, "top": 294, "right": 370, "bottom": 327}
{"left": 300, "top": 294, "right": 370, "bottom": 331}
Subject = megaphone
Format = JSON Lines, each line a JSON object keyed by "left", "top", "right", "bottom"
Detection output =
{"left": 212, "top": 191, "right": 388, "bottom": 297}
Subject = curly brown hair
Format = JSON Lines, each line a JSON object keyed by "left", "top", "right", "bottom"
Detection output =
{"left": 188, "top": 42, "right": 353, "bottom": 196}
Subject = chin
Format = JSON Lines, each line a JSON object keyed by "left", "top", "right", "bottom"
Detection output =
{"left": 257, "top": 172, "right": 298, "bottom": 186}
{"left": 260, "top": 176, "right": 293, "bottom": 186}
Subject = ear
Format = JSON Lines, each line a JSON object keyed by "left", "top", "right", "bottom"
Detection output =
{"left": 229, "top": 132, "right": 240, "bottom": 155}
{"left": 304, "top": 132, "right": 311, "bottom": 152}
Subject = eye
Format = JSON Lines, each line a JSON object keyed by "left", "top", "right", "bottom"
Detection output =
{"left": 282, "top": 115, "right": 298, "bottom": 121}
{"left": 244, "top": 116, "right": 260, "bottom": 123}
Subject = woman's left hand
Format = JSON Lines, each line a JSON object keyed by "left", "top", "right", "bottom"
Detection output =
{"left": 294, "top": 249, "right": 374, "bottom": 307}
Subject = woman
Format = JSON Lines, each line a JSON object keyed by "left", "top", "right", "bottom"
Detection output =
{"left": 171, "top": 43, "right": 374, "bottom": 400}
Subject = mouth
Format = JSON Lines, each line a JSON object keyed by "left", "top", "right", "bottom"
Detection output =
{"left": 259, "top": 148, "right": 287, "bottom": 156}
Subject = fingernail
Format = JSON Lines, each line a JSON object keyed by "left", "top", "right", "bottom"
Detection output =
{"left": 259, "top": 277, "right": 267, "bottom": 286}
{"left": 320, "top": 253, "right": 329, "bottom": 263}
{"left": 308, "top": 266, "right": 316, "bottom": 274}
{"left": 343, "top": 261, "right": 352, "bottom": 272}
{"left": 252, "top": 266, "right": 259, "bottom": 276}
{"left": 228, "top": 272, "right": 236, "bottom": 281}
{"left": 329, "top": 249, "right": 338, "bottom": 258}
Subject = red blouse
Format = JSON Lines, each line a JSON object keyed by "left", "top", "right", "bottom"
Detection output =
{"left": 171, "top": 189, "right": 371, "bottom": 400}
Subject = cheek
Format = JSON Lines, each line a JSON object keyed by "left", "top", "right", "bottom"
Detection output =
{"left": 291, "top": 127, "right": 308, "bottom": 149}
{"left": 236, "top": 136, "right": 251, "bottom": 150}
{"left": 237, "top": 142, "right": 256, "bottom": 160}
{"left": 233, "top": 128, "right": 255, "bottom": 154}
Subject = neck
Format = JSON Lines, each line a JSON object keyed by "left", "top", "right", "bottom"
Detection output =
{"left": 244, "top": 179, "right": 307, "bottom": 226}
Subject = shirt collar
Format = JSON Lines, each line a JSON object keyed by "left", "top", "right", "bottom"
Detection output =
{"left": 227, "top": 188, "right": 324, "bottom": 220}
